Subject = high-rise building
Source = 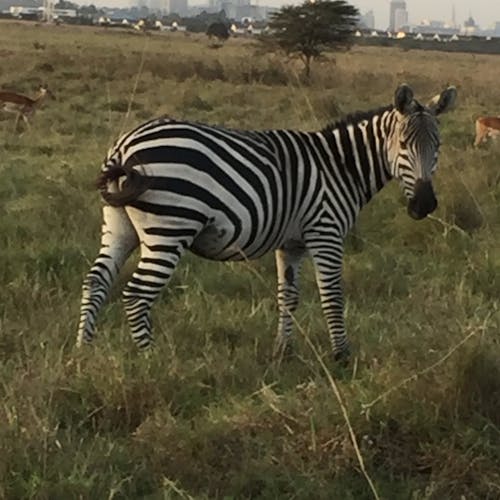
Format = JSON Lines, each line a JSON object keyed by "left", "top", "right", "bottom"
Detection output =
{"left": 221, "top": 0, "right": 235, "bottom": 18}
{"left": 360, "top": 10, "right": 375, "bottom": 30}
{"left": 208, "top": 0, "right": 222, "bottom": 12}
{"left": 167, "top": 0, "right": 188, "bottom": 16}
{"left": 150, "top": 0, "right": 167, "bottom": 13}
{"left": 389, "top": 1, "right": 406, "bottom": 31}
{"left": 394, "top": 8, "right": 408, "bottom": 31}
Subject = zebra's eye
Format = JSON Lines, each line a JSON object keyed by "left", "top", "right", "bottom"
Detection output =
{"left": 399, "top": 140, "right": 407, "bottom": 149}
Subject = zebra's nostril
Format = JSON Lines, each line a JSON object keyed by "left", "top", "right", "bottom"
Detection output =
{"left": 408, "top": 203, "right": 428, "bottom": 220}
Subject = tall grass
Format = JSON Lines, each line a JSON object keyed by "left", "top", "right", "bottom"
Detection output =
{"left": 1, "top": 20, "right": 500, "bottom": 499}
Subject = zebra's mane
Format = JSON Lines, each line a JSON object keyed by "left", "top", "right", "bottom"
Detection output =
{"left": 321, "top": 104, "right": 394, "bottom": 133}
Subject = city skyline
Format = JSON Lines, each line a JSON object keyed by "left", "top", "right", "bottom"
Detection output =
{"left": 91, "top": 0, "right": 500, "bottom": 30}
{"left": 352, "top": 0, "right": 496, "bottom": 30}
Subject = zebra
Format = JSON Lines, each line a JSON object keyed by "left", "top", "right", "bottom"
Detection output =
{"left": 77, "top": 84, "right": 457, "bottom": 360}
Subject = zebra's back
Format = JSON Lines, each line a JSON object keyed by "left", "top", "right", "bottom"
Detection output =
{"left": 104, "top": 117, "right": 323, "bottom": 260}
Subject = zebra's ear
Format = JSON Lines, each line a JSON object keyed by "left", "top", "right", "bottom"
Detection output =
{"left": 428, "top": 86, "right": 457, "bottom": 115}
{"left": 394, "top": 84, "right": 414, "bottom": 115}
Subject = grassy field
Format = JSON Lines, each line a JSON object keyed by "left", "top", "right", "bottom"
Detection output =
{"left": 1, "top": 20, "right": 500, "bottom": 499}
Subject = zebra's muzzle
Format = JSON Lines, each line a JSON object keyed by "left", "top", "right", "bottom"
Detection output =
{"left": 408, "top": 180, "right": 437, "bottom": 220}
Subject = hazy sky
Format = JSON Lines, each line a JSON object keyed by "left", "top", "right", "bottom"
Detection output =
{"left": 95, "top": 0, "right": 500, "bottom": 30}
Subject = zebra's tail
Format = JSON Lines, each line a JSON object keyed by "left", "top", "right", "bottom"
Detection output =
{"left": 96, "top": 164, "right": 150, "bottom": 207}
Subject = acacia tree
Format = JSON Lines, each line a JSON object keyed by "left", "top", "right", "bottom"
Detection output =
{"left": 265, "top": 0, "right": 359, "bottom": 78}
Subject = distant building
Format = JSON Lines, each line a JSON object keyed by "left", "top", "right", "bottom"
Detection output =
{"left": 150, "top": 0, "right": 167, "bottom": 13}
{"left": 413, "top": 19, "right": 459, "bottom": 36}
{"left": 53, "top": 8, "right": 77, "bottom": 18}
{"left": 429, "top": 20, "right": 445, "bottom": 28}
{"left": 9, "top": 6, "right": 39, "bottom": 17}
{"left": 208, "top": 0, "right": 221, "bottom": 11}
{"left": 235, "top": 0, "right": 252, "bottom": 20}
{"left": 394, "top": 8, "right": 408, "bottom": 31}
{"left": 167, "top": 0, "right": 187, "bottom": 16}
{"left": 360, "top": 10, "right": 374, "bottom": 30}
{"left": 9, "top": 5, "right": 77, "bottom": 20}
{"left": 389, "top": 0, "right": 406, "bottom": 32}
{"left": 463, "top": 15, "right": 478, "bottom": 36}
{"left": 217, "top": 0, "right": 264, "bottom": 21}
{"left": 464, "top": 16, "right": 476, "bottom": 29}
{"left": 220, "top": 0, "right": 235, "bottom": 18}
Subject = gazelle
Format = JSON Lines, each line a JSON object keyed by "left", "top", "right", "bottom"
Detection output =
{"left": 0, "top": 84, "right": 54, "bottom": 131}
{"left": 474, "top": 116, "right": 500, "bottom": 147}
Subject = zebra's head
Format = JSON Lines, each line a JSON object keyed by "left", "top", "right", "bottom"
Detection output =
{"left": 388, "top": 84, "right": 457, "bottom": 220}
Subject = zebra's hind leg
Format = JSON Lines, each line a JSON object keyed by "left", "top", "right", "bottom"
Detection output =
{"left": 122, "top": 215, "right": 199, "bottom": 349}
{"left": 273, "top": 244, "right": 306, "bottom": 360}
{"left": 77, "top": 206, "right": 139, "bottom": 347}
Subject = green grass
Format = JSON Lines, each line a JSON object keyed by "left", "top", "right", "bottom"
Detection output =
{"left": 1, "top": 20, "right": 500, "bottom": 499}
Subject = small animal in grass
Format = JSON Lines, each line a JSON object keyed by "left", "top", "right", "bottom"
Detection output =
{"left": 0, "top": 84, "right": 54, "bottom": 132}
{"left": 474, "top": 116, "right": 500, "bottom": 147}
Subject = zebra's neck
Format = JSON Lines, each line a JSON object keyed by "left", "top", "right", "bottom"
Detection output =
{"left": 317, "top": 106, "right": 396, "bottom": 208}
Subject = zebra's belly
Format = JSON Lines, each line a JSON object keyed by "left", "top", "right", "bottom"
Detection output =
{"left": 190, "top": 223, "right": 239, "bottom": 260}
{"left": 190, "top": 223, "right": 273, "bottom": 261}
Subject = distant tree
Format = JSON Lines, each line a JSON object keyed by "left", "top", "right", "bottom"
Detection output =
{"left": 161, "top": 13, "right": 181, "bottom": 25}
{"left": 263, "top": 0, "right": 359, "bottom": 79}
{"left": 78, "top": 4, "right": 103, "bottom": 18}
{"left": 206, "top": 21, "right": 230, "bottom": 43}
{"left": 184, "top": 10, "right": 228, "bottom": 33}
{"left": 55, "top": 0, "right": 79, "bottom": 9}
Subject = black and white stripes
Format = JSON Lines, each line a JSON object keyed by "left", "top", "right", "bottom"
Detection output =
{"left": 77, "top": 84, "right": 456, "bottom": 358}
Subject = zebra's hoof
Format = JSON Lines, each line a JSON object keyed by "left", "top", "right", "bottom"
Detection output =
{"left": 76, "top": 334, "right": 94, "bottom": 348}
{"left": 134, "top": 332, "right": 154, "bottom": 351}
{"left": 273, "top": 340, "right": 294, "bottom": 362}
{"left": 138, "top": 342, "right": 154, "bottom": 351}
{"left": 333, "top": 347, "right": 351, "bottom": 365}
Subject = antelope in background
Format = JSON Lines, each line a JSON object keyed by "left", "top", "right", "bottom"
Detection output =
{"left": 0, "top": 84, "right": 54, "bottom": 132}
{"left": 474, "top": 116, "right": 500, "bottom": 147}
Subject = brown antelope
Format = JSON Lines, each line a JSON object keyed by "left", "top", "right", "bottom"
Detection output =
{"left": 0, "top": 84, "right": 53, "bottom": 131}
{"left": 474, "top": 116, "right": 500, "bottom": 147}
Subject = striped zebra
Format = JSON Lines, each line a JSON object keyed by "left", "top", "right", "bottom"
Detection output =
{"left": 77, "top": 84, "right": 456, "bottom": 360}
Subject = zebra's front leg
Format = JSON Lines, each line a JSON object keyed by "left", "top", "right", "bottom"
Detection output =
{"left": 77, "top": 206, "right": 139, "bottom": 347}
{"left": 306, "top": 235, "right": 349, "bottom": 361}
{"left": 273, "top": 244, "right": 306, "bottom": 359}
